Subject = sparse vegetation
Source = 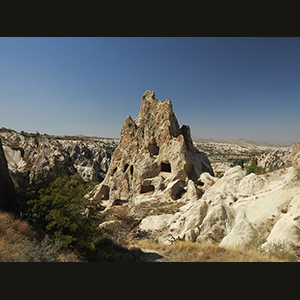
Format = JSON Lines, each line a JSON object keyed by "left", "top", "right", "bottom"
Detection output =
{"left": 133, "top": 239, "right": 285, "bottom": 262}
{"left": 0, "top": 210, "right": 79, "bottom": 262}
{"left": 245, "top": 157, "right": 266, "bottom": 175}
{"left": 230, "top": 158, "right": 248, "bottom": 168}
{"left": 260, "top": 242, "right": 299, "bottom": 262}
{"left": 13, "top": 173, "right": 123, "bottom": 260}
{"left": 26, "top": 174, "right": 104, "bottom": 252}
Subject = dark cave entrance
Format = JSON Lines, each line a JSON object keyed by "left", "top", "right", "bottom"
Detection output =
{"left": 161, "top": 162, "right": 171, "bottom": 173}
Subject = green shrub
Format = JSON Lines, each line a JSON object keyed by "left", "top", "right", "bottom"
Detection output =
{"left": 230, "top": 158, "right": 246, "bottom": 168}
{"left": 27, "top": 174, "right": 104, "bottom": 252}
{"left": 245, "top": 158, "right": 266, "bottom": 175}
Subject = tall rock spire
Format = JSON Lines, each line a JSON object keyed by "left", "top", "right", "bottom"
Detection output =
{"left": 89, "top": 91, "right": 214, "bottom": 206}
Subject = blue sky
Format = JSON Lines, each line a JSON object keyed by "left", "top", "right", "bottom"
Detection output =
{"left": 1, "top": 37, "right": 300, "bottom": 143}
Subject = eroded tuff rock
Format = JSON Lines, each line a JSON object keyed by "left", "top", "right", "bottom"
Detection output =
{"left": 0, "top": 128, "right": 116, "bottom": 185}
{"left": 134, "top": 165, "right": 300, "bottom": 250}
{"left": 89, "top": 91, "right": 214, "bottom": 206}
{"left": 255, "top": 149, "right": 290, "bottom": 171}
{"left": 0, "top": 137, "right": 16, "bottom": 211}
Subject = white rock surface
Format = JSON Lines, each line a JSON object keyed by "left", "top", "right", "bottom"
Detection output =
{"left": 133, "top": 162, "right": 300, "bottom": 253}
{"left": 140, "top": 214, "right": 174, "bottom": 231}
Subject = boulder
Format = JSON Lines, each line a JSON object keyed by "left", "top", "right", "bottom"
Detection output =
{"left": 199, "top": 172, "right": 218, "bottom": 190}
{"left": 140, "top": 214, "right": 174, "bottom": 231}
{"left": 260, "top": 192, "right": 300, "bottom": 249}
{"left": 196, "top": 204, "right": 235, "bottom": 244}
{"left": 185, "top": 180, "right": 202, "bottom": 201}
{"left": 201, "top": 166, "right": 246, "bottom": 206}
{"left": 238, "top": 173, "right": 267, "bottom": 196}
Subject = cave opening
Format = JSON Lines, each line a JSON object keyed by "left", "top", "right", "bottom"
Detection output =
{"left": 148, "top": 141, "right": 159, "bottom": 155}
{"left": 101, "top": 185, "right": 110, "bottom": 200}
{"left": 161, "top": 162, "right": 171, "bottom": 173}
{"left": 123, "top": 163, "right": 129, "bottom": 173}
{"left": 140, "top": 184, "right": 155, "bottom": 194}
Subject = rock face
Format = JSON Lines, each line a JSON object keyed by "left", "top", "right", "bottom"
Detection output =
{"left": 134, "top": 165, "right": 300, "bottom": 250}
{"left": 0, "top": 137, "right": 16, "bottom": 211}
{"left": 0, "top": 128, "right": 117, "bottom": 185}
{"left": 290, "top": 142, "right": 300, "bottom": 168}
{"left": 90, "top": 91, "right": 214, "bottom": 206}
{"left": 256, "top": 149, "right": 290, "bottom": 171}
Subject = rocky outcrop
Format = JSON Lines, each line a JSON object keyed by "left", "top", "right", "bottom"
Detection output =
{"left": 89, "top": 91, "right": 214, "bottom": 206}
{"left": 256, "top": 149, "right": 290, "bottom": 171}
{"left": 0, "top": 137, "right": 16, "bottom": 211}
{"left": 0, "top": 128, "right": 117, "bottom": 184}
{"left": 290, "top": 142, "right": 300, "bottom": 168}
{"left": 133, "top": 164, "right": 300, "bottom": 251}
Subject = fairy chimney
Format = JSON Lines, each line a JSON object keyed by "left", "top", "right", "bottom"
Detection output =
{"left": 90, "top": 91, "right": 214, "bottom": 205}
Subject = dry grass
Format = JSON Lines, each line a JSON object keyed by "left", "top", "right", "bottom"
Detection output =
{"left": 134, "top": 240, "right": 284, "bottom": 262}
{"left": 0, "top": 211, "right": 80, "bottom": 262}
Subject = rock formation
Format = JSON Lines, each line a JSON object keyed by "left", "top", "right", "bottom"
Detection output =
{"left": 290, "top": 142, "right": 300, "bottom": 168}
{"left": 136, "top": 165, "right": 300, "bottom": 251}
{"left": 255, "top": 149, "right": 290, "bottom": 171}
{"left": 0, "top": 128, "right": 117, "bottom": 184}
{"left": 0, "top": 137, "right": 16, "bottom": 211}
{"left": 89, "top": 91, "right": 214, "bottom": 206}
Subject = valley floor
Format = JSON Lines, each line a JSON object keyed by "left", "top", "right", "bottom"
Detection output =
{"left": 133, "top": 240, "right": 290, "bottom": 262}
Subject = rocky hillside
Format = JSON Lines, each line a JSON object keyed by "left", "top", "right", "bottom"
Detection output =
{"left": 0, "top": 128, "right": 117, "bottom": 186}
{"left": 87, "top": 91, "right": 300, "bottom": 259}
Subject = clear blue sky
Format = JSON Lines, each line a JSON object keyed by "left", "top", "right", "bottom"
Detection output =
{"left": 1, "top": 37, "right": 300, "bottom": 143}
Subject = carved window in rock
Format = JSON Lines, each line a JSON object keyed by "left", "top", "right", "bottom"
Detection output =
{"left": 130, "top": 165, "right": 134, "bottom": 175}
{"left": 111, "top": 167, "right": 117, "bottom": 176}
{"left": 111, "top": 199, "right": 128, "bottom": 206}
{"left": 123, "top": 163, "right": 129, "bottom": 173}
{"left": 140, "top": 184, "right": 155, "bottom": 194}
{"left": 101, "top": 185, "right": 110, "bottom": 200}
{"left": 161, "top": 162, "right": 171, "bottom": 173}
{"left": 148, "top": 141, "right": 159, "bottom": 155}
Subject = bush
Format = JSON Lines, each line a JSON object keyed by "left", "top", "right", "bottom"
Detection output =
{"left": 19, "top": 235, "right": 78, "bottom": 262}
{"left": 245, "top": 158, "right": 266, "bottom": 175}
{"left": 27, "top": 174, "right": 105, "bottom": 253}
{"left": 230, "top": 158, "right": 246, "bottom": 168}
{"left": 0, "top": 210, "right": 79, "bottom": 262}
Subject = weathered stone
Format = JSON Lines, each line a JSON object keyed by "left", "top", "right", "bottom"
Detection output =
{"left": 90, "top": 91, "right": 214, "bottom": 206}
{"left": 0, "top": 137, "right": 16, "bottom": 211}
{"left": 199, "top": 172, "right": 218, "bottom": 190}
{"left": 0, "top": 128, "right": 116, "bottom": 183}
{"left": 185, "top": 180, "right": 202, "bottom": 201}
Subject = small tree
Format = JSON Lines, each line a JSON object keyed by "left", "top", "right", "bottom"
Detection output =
{"left": 245, "top": 158, "right": 265, "bottom": 175}
{"left": 28, "top": 175, "right": 104, "bottom": 252}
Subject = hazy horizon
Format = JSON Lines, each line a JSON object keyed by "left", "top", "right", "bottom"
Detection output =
{"left": 1, "top": 37, "right": 300, "bottom": 144}
{"left": 1, "top": 125, "right": 295, "bottom": 146}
